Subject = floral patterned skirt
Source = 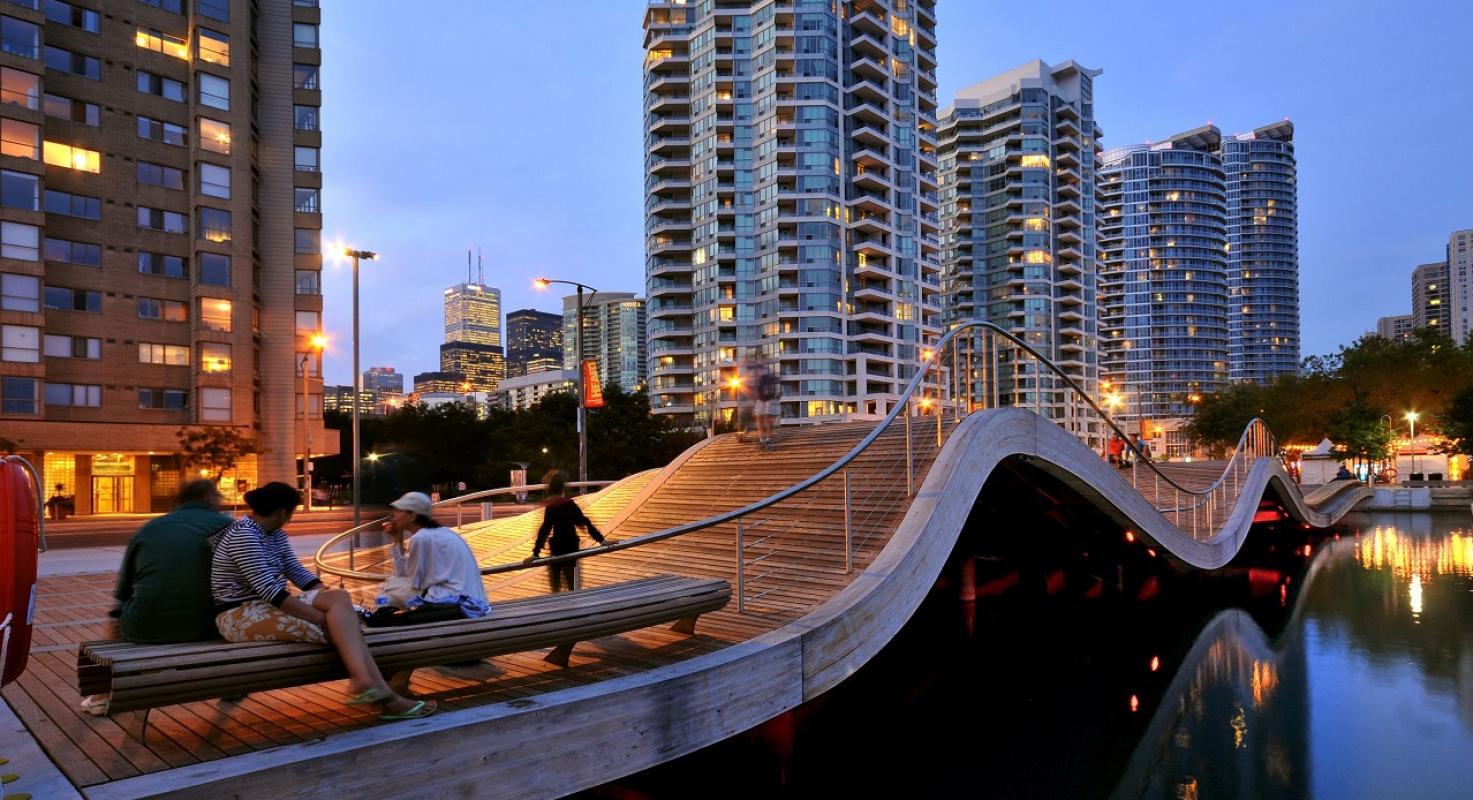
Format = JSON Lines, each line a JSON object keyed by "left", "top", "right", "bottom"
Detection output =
{"left": 215, "top": 592, "right": 326, "bottom": 644}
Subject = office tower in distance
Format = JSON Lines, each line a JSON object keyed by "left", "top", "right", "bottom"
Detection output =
{"left": 563, "top": 292, "right": 647, "bottom": 393}
{"left": 362, "top": 365, "right": 403, "bottom": 395}
{"left": 939, "top": 60, "right": 1102, "bottom": 440}
{"left": 505, "top": 308, "right": 563, "bottom": 377}
{"left": 1099, "top": 126, "right": 1229, "bottom": 423}
{"left": 412, "top": 370, "right": 468, "bottom": 395}
{"left": 1375, "top": 314, "right": 1414, "bottom": 342}
{"left": 1447, "top": 229, "right": 1471, "bottom": 345}
{"left": 1412, "top": 261, "right": 1450, "bottom": 335}
{"left": 442, "top": 261, "right": 504, "bottom": 392}
{"left": 0, "top": 0, "right": 328, "bottom": 514}
{"left": 643, "top": 0, "right": 941, "bottom": 428}
{"left": 1224, "top": 122, "right": 1298, "bottom": 383}
{"left": 323, "top": 385, "right": 376, "bottom": 416}
{"left": 496, "top": 369, "right": 578, "bottom": 411}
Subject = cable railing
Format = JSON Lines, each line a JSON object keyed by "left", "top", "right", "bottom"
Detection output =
{"left": 314, "top": 321, "right": 1284, "bottom": 613}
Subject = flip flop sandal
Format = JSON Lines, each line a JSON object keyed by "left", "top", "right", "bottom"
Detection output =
{"left": 346, "top": 688, "right": 395, "bottom": 706}
{"left": 379, "top": 699, "right": 437, "bottom": 721}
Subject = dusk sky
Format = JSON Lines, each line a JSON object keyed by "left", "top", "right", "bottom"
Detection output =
{"left": 319, "top": 0, "right": 1473, "bottom": 386}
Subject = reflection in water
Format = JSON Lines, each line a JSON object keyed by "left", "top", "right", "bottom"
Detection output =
{"left": 1116, "top": 512, "right": 1473, "bottom": 799}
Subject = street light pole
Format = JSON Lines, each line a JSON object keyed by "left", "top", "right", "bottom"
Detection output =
{"left": 344, "top": 247, "right": 377, "bottom": 527}
{"left": 1405, "top": 411, "right": 1419, "bottom": 481}
{"left": 535, "top": 277, "right": 597, "bottom": 489}
{"left": 300, "top": 334, "right": 326, "bottom": 512}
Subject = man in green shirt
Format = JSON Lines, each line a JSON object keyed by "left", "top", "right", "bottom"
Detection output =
{"left": 114, "top": 479, "right": 233, "bottom": 642}
{"left": 82, "top": 479, "right": 235, "bottom": 715}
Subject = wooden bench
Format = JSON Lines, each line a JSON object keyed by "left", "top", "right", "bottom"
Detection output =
{"left": 77, "top": 575, "right": 730, "bottom": 719}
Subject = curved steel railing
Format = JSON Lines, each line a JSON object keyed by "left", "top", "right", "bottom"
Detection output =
{"left": 314, "top": 321, "right": 1282, "bottom": 591}
{"left": 313, "top": 480, "right": 614, "bottom": 581}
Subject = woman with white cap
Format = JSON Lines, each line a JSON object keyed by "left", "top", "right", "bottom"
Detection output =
{"left": 365, "top": 492, "right": 490, "bottom": 628}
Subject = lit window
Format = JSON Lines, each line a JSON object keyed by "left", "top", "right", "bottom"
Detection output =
{"left": 1024, "top": 250, "right": 1051, "bottom": 264}
{"left": 1, "top": 118, "right": 38, "bottom": 159}
{"left": 197, "top": 207, "right": 231, "bottom": 242}
{"left": 200, "top": 297, "right": 232, "bottom": 332}
{"left": 197, "top": 28, "right": 229, "bottom": 66}
{"left": 198, "top": 73, "right": 229, "bottom": 110}
{"left": 43, "top": 141, "right": 100, "bottom": 172}
{"left": 199, "top": 162, "right": 230, "bottom": 198}
{"left": 199, "top": 117, "right": 230, "bottom": 154}
{"left": 1, "top": 324, "right": 39, "bottom": 362}
{"left": 138, "top": 342, "right": 189, "bottom": 366}
{"left": 200, "top": 342, "right": 231, "bottom": 373}
{"left": 200, "top": 387, "right": 231, "bottom": 421}
{"left": 136, "top": 27, "right": 188, "bottom": 59}
{"left": 1019, "top": 154, "right": 1050, "bottom": 168}
{"left": 0, "top": 66, "right": 39, "bottom": 109}
{"left": 1, "top": 221, "right": 39, "bottom": 261}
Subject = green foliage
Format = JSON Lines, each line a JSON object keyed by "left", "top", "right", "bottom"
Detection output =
{"left": 1438, "top": 386, "right": 1473, "bottom": 456}
{"left": 1187, "top": 330, "right": 1473, "bottom": 449}
{"left": 1327, "top": 397, "right": 1393, "bottom": 467}
{"left": 317, "top": 385, "right": 701, "bottom": 502}
{"left": 176, "top": 426, "right": 259, "bottom": 480}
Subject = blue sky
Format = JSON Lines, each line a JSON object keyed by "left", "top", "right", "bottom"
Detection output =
{"left": 319, "top": 0, "right": 1473, "bottom": 385}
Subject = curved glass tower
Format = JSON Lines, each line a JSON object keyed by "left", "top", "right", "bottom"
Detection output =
{"left": 1223, "top": 122, "right": 1298, "bottom": 383}
{"left": 1099, "top": 126, "right": 1229, "bottom": 422}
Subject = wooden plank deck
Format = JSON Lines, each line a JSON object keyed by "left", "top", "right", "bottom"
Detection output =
{"left": 2, "top": 422, "right": 944, "bottom": 791}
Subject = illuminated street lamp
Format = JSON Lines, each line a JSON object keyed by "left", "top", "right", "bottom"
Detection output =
{"left": 343, "top": 246, "right": 378, "bottom": 527}
{"left": 301, "top": 333, "right": 327, "bottom": 512}
{"left": 534, "top": 277, "right": 598, "bottom": 488}
{"left": 1405, "top": 411, "right": 1420, "bottom": 479}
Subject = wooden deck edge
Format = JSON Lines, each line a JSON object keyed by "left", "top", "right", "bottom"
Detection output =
{"left": 0, "top": 694, "right": 84, "bottom": 799}
{"left": 79, "top": 634, "right": 805, "bottom": 800}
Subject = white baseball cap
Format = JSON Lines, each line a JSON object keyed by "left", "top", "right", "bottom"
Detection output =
{"left": 389, "top": 492, "right": 432, "bottom": 517}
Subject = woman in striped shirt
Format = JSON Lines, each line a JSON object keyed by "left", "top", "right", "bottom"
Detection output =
{"left": 210, "top": 482, "right": 434, "bottom": 721}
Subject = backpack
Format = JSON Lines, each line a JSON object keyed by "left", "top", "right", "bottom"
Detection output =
{"left": 757, "top": 372, "right": 779, "bottom": 401}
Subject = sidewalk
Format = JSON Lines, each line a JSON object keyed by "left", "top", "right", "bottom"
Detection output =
{"left": 38, "top": 533, "right": 340, "bottom": 578}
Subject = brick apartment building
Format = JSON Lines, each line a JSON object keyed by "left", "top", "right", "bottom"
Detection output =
{"left": 0, "top": 0, "right": 330, "bottom": 513}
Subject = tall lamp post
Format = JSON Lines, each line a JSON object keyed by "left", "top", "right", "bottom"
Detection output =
{"left": 534, "top": 277, "right": 598, "bottom": 488}
{"left": 300, "top": 333, "right": 326, "bottom": 512}
{"left": 343, "top": 247, "right": 377, "bottom": 527}
{"left": 1405, "top": 410, "right": 1419, "bottom": 480}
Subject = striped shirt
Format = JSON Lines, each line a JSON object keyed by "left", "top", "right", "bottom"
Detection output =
{"left": 210, "top": 516, "right": 321, "bottom": 610}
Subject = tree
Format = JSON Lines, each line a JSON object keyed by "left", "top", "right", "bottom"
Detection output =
{"left": 176, "top": 426, "right": 259, "bottom": 481}
{"left": 0, "top": 436, "right": 17, "bottom": 455}
{"left": 1327, "top": 396, "right": 1393, "bottom": 473}
{"left": 1437, "top": 385, "right": 1473, "bottom": 457}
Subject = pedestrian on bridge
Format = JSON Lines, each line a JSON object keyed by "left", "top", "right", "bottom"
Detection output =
{"left": 527, "top": 470, "right": 610, "bottom": 592}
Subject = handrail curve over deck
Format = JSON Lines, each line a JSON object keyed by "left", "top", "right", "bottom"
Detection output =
{"left": 317, "top": 320, "right": 1299, "bottom": 584}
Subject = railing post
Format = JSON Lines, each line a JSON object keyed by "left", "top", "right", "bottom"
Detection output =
{"left": 990, "top": 334, "right": 1000, "bottom": 409}
{"left": 736, "top": 519, "right": 745, "bottom": 614}
{"left": 843, "top": 468, "right": 853, "bottom": 574}
{"left": 457, "top": 503, "right": 464, "bottom": 528}
{"left": 905, "top": 400, "right": 914, "bottom": 497}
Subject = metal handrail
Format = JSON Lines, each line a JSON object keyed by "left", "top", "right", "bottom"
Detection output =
{"left": 315, "top": 320, "right": 1280, "bottom": 588}
{"left": 313, "top": 480, "right": 614, "bottom": 581}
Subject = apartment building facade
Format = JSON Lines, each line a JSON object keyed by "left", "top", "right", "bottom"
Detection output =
{"left": 1448, "top": 228, "right": 1471, "bottom": 345}
{"left": 562, "top": 291, "right": 646, "bottom": 394}
{"left": 1223, "top": 122, "right": 1298, "bottom": 382}
{"left": 1411, "top": 261, "right": 1449, "bottom": 335}
{"left": 938, "top": 59, "right": 1102, "bottom": 441}
{"left": 0, "top": 0, "right": 326, "bottom": 513}
{"left": 642, "top": 0, "right": 941, "bottom": 428}
{"left": 1098, "top": 126, "right": 1229, "bottom": 422}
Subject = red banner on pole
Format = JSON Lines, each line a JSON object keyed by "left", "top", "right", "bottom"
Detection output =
{"left": 582, "top": 359, "right": 604, "bottom": 408}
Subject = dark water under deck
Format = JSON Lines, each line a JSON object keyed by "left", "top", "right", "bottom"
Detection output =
{"left": 584, "top": 510, "right": 1473, "bottom": 799}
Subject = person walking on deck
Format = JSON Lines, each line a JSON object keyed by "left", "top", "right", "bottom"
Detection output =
{"left": 755, "top": 360, "right": 780, "bottom": 450}
{"left": 527, "top": 470, "right": 609, "bottom": 592}
{"left": 80, "top": 479, "right": 232, "bottom": 716}
{"left": 211, "top": 482, "right": 434, "bottom": 721}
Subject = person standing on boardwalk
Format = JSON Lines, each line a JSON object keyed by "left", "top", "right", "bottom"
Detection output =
{"left": 526, "top": 470, "right": 608, "bottom": 592}
{"left": 211, "top": 481, "right": 434, "bottom": 721}
{"left": 80, "top": 479, "right": 231, "bottom": 716}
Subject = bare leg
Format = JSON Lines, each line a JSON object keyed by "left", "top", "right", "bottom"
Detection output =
{"left": 311, "top": 590, "right": 419, "bottom": 715}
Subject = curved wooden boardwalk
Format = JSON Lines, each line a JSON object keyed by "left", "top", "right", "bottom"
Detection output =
{"left": 1, "top": 411, "right": 1369, "bottom": 799}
